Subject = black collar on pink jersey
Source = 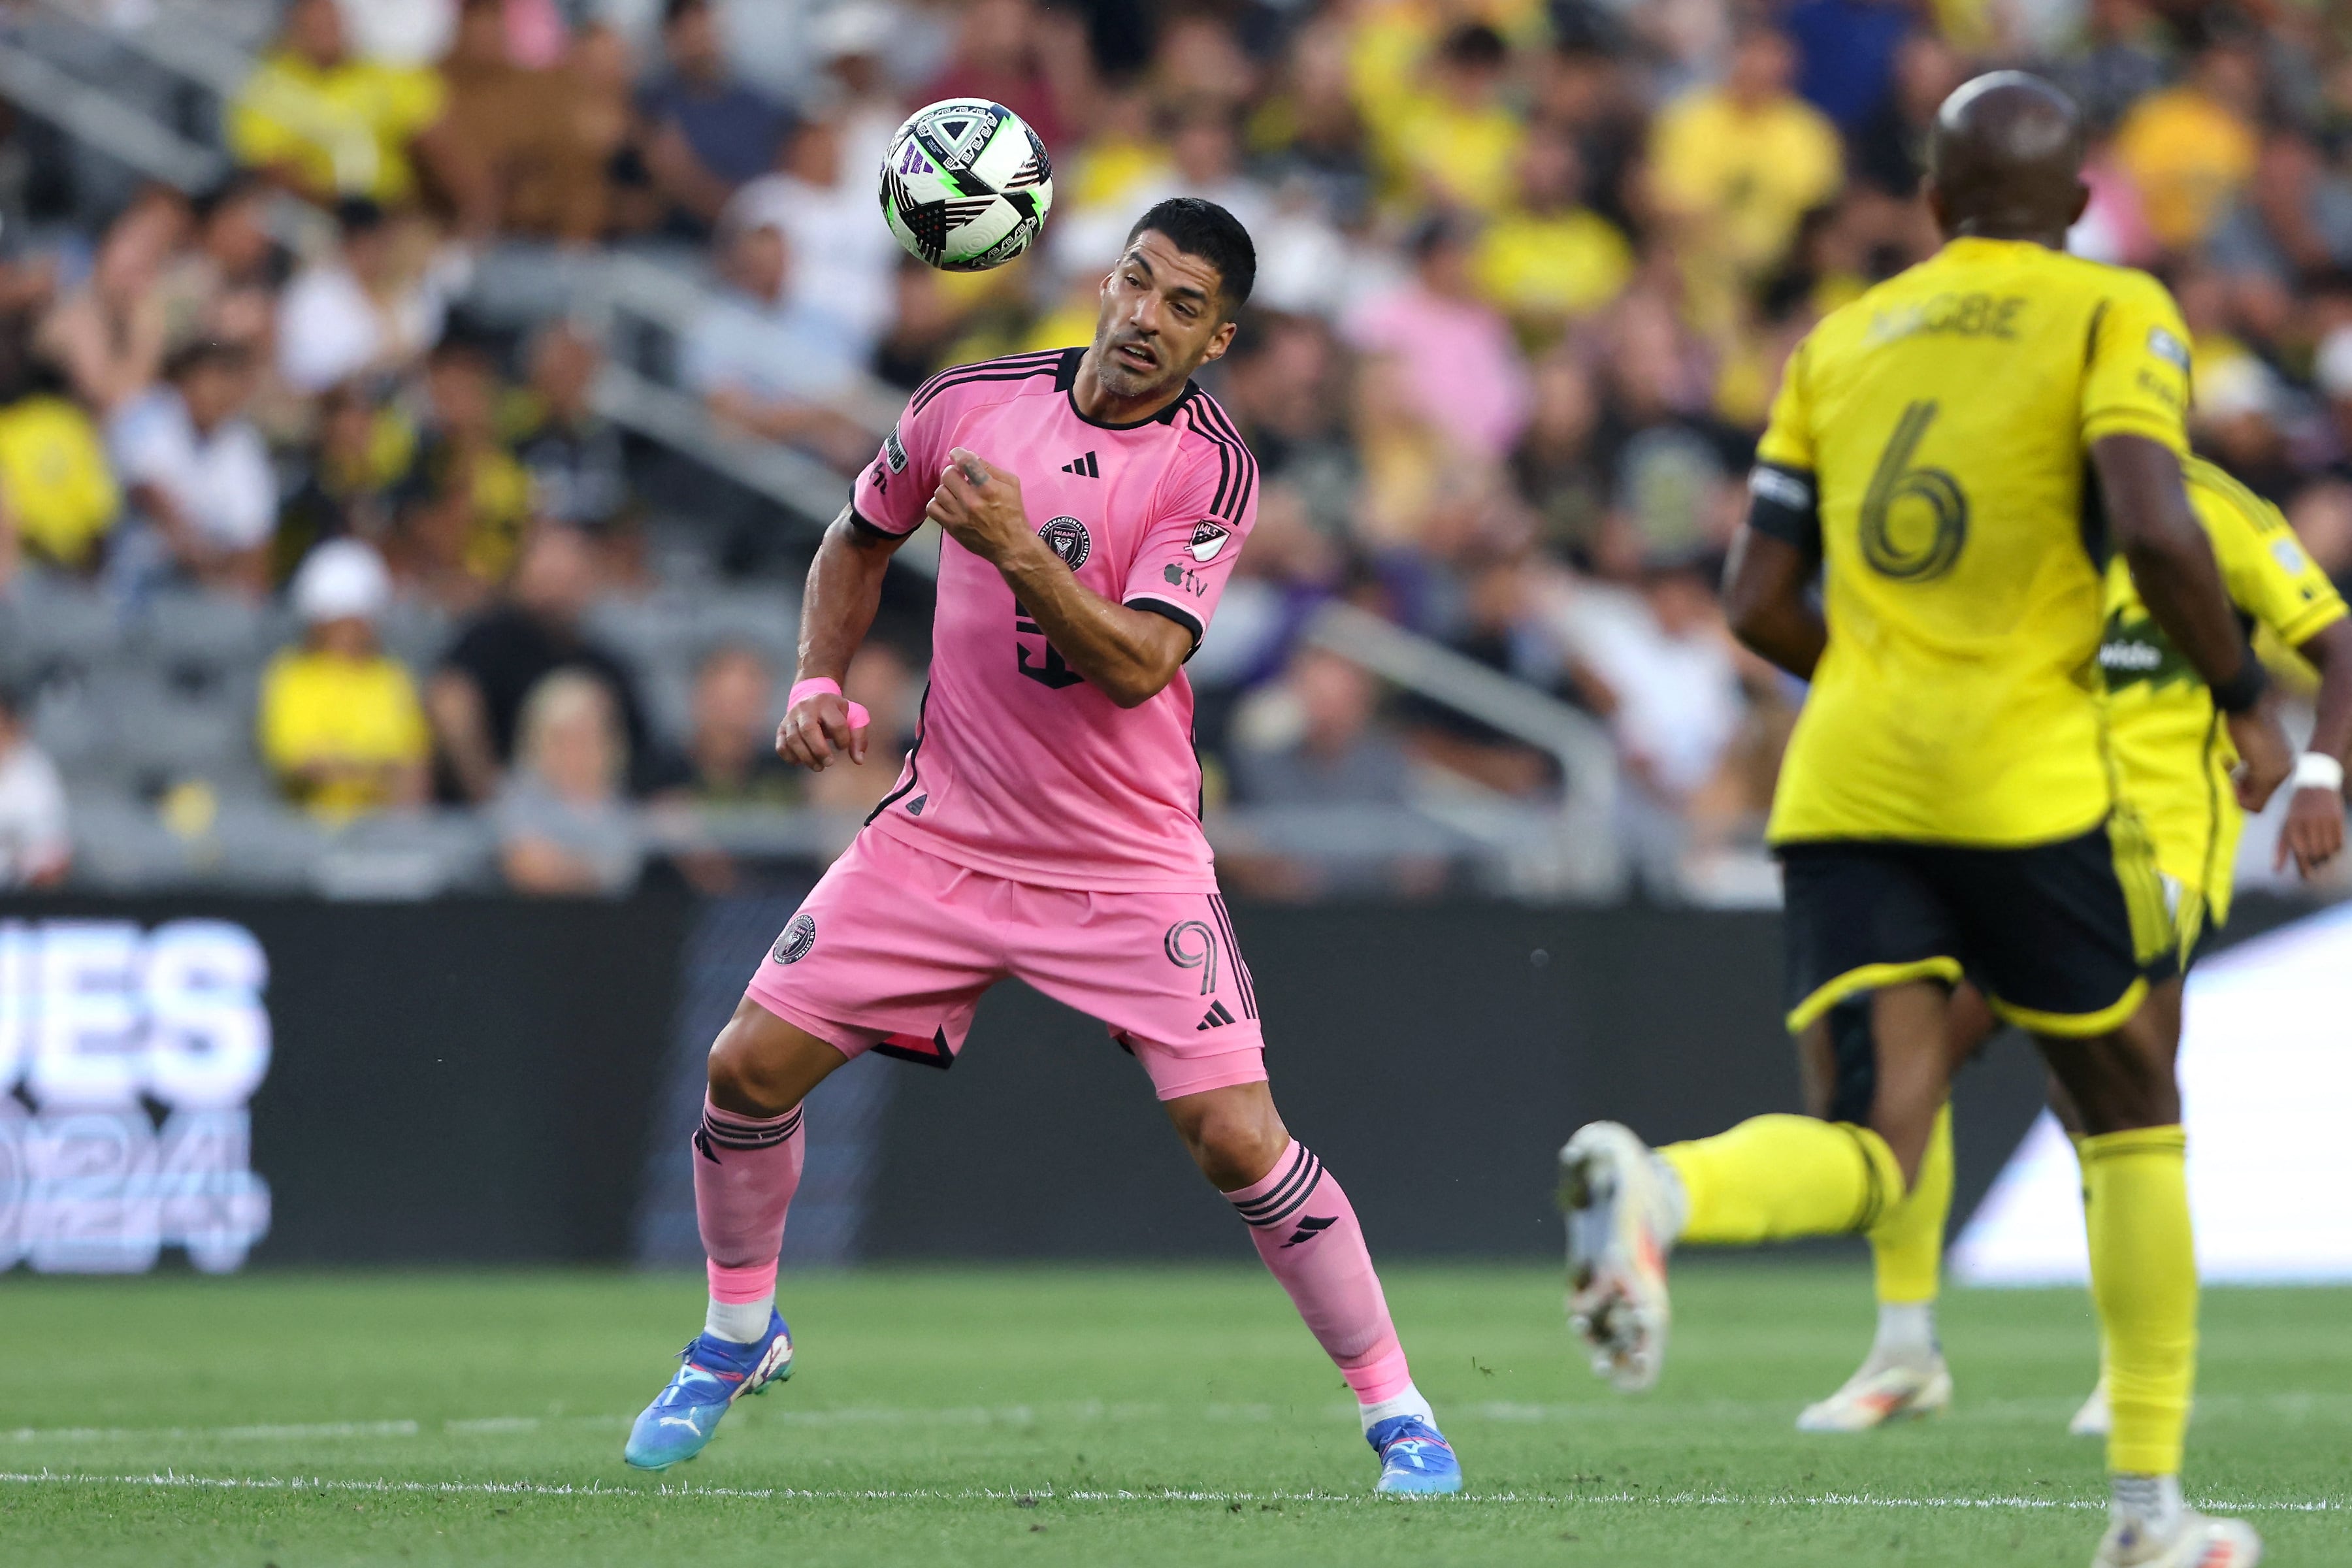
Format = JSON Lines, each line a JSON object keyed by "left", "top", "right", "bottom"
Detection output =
{"left": 1055, "top": 346, "right": 1197, "bottom": 431}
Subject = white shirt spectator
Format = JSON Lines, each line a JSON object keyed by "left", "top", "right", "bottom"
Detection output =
{"left": 0, "top": 727, "right": 69, "bottom": 887}
{"left": 1554, "top": 579, "right": 1744, "bottom": 800}
{"left": 678, "top": 287, "right": 864, "bottom": 406}
{"left": 334, "top": 0, "right": 455, "bottom": 64}
{"left": 108, "top": 387, "right": 277, "bottom": 551}
{"left": 726, "top": 172, "right": 900, "bottom": 353}
{"left": 276, "top": 259, "right": 450, "bottom": 394}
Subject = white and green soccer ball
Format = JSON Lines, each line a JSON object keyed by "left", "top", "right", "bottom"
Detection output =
{"left": 879, "top": 98, "right": 1054, "bottom": 272}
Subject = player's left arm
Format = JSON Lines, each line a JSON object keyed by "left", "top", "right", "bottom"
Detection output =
{"left": 2204, "top": 480, "right": 2352, "bottom": 874}
{"left": 2283, "top": 619, "right": 2352, "bottom": 874}
{"left": 926, "top": 448, "right": 1194, "bottom": 708}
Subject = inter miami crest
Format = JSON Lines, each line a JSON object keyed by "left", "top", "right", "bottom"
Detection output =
{"left": 773, "top": 913, "right": 817, "bottom": 965}
{"left": 1038, "top": 515, "right": 1090, "bottom": 569}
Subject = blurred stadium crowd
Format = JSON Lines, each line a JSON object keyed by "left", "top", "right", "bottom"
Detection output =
{"left": 1, "top": 0, "right": 2350, "bottom": 902}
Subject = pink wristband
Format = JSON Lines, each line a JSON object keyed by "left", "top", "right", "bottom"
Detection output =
{"left": 789, "top": 677, "right": 870, "bottom": 729}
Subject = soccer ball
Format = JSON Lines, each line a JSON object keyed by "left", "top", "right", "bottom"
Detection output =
{"left": 879, "top": 98, "right": 1054, "bottom": 272}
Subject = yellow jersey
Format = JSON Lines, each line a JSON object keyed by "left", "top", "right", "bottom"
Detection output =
{"left": 1759, "top": 237, "right": 2194, "bottom": 847}
{"left": 1473, "top": 206, "right": 1634, "bottom": 324}
{"left": 227, "top": 53, "right": 446, "bottom": 205}
{"left": 0, "top": 395, "right": 119, "bottom": 568}
{"left": 1648, "top": 88, "right": 1843, "bottom": 276}
{"left": 2099, "top": 457, "right": 2347, "bottom": 926}
{"left": 257, "top": 648, "right": 430, "bottom": 823}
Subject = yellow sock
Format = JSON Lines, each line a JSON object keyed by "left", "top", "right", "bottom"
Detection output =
{"left": 1663, "top": 1115, "right": 1904, "bottom": 1245}
{"left": 2083, "top": 1125, "right": 2196, "bottom": 1476}
{"left": 1870, "top": 1103, "right": 1952, "bottom": 1304}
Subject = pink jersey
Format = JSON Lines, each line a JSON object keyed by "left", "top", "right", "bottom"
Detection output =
{"left": 849, "top": 347, "right": 1259, "bottom": 891}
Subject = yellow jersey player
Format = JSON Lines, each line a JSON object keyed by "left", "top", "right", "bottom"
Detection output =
{"left": 1797, "top": 455, "right": 2351, "bottom": 1440}
{"left": 1551, "top": 73, "right": 2295, "bottom": 1568}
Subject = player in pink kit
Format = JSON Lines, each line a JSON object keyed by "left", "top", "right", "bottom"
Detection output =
{"left": 623, "top": 199, "right": 1461, "bottom": 1494}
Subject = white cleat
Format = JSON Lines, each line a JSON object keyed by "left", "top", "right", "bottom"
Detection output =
{"left": 1795, "top": 1355, "right": 1953, "bottom": 1431}
{"left": 1558, "top": 1121, "right": 1674, "bottom": 1392}
{"left": 2092, "top": 1511, "right": 2262, "bottom": 1567}
{"left": 2070, "top": 1377, "right": 2112, "bottom": 1438}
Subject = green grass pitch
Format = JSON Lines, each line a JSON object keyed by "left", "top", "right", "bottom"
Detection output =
{"left": 3, "top": 1262, "right": 2345, "bottom": 1566}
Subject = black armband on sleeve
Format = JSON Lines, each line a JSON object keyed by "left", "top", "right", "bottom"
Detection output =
{"left": 2210, "top": 649, "right": 2270, "bottom": 715}
{"left": 1746, "top": 463, "right": 1822, "bottom": 559}
{"left": 847, "top": 508, "right": 906, "bottom": 542}
{"left": 1126, "top": 596, "right": 1205, "bottom": 657}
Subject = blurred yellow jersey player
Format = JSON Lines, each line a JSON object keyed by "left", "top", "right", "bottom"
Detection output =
{"left": 2099, "top": 457, "right": 2349, "bottom": 956}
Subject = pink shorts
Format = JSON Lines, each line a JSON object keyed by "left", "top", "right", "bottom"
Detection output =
{"left": 745, "top": 827, "right": 1268, "bottom": 1101}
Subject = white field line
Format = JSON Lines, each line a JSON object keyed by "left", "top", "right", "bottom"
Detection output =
{"left": 0, "top": 1471, "right": 2342, "bottom": 1514}
{"left": 8, "top": 1389, "right": 2345, "bottom": 1448}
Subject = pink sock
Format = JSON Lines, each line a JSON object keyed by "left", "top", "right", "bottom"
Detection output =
{"left": 693, "top": 1098, "right": 806, "bottom": 1304}
{"left": 1226, "top": 1141, "right": 1414, "bottom": 1405}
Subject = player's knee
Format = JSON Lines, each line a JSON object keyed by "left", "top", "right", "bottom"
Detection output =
{"left": 706, "top": 1017, "right": 802, "bottom": 1118}
{"left": 1181, "top": 1098, "right": 1289, "bottom": 1192}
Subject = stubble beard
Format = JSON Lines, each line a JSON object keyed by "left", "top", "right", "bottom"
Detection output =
{"left": 1092, "top": 337, "right": 1180, "bottom": 402}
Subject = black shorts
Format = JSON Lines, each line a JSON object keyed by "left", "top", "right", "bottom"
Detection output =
{"left": 1778, "top": 819, "right": 2170, "bottom": 1041}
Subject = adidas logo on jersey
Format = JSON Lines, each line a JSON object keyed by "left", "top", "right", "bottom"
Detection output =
{"left": 1060, "top": 451, "right": 1100, "bottom": 477}
{"left": 1197, "top": 1000, "right": 1237, "bottom": 1030}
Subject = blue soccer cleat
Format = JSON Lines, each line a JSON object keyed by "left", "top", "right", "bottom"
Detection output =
{"left": 1368, "top": 1413, "right": 1462, "bottom": 1495}
{"left": 622, "top": 1311, "right": 794, "bottom": 1471}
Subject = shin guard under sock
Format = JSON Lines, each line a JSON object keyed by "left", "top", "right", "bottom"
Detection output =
{"left": 1225, "top": 1141, "right": 1414, "bottom": 1407}
{"left": 2083, "top": 1125, "right": 2195, "bottom": 1477}
{"left": 693, "top": 1098, "right": 806, "bottom": 1335}
{"left": 1663, "top": 1115, "right": 1905, "bottom": 1245}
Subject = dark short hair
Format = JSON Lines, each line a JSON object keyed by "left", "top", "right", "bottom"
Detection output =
{"left": 333, "top": 195, "right": 385, "bottom": 237}
{"left": 1439, "top": 22, "right": 1509, "bottom": 69}
{"left": 165, "top": 338, "right": 250, "bottom": 382}
{"left": 1125, "top": 197, "right": 1256, "bottom": 316}
{"left": 191, "top": 171, "right": 269, "bottom": 226}
{"left": 664, "top": 0, "right": 709, "bottom": 27}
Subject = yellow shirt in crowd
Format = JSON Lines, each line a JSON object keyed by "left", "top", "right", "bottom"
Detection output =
{"left": 0, "top": 395, "right": 119, "bottom": 569}
{"left": 2114, "top": 86, "right": 2258, "bottom": 250}
{"left": 1649, "top": 88, "right": 1843, "bottom": 276}
{"left": 1473, "top": 206, "right": 1634, "bottom": 324}
{"left": 258, "top": 647, "right": 431, "bottom": 822}
{"left": 1379, "top": 95, "right": 1525, "bottom": 215}
{"left": 229, "top": 52, "right": 446, "bottom": 205}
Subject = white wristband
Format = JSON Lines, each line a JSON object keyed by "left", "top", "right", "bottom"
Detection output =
{"left": 2294, "top": 752, "right": 2346, "bottom": 794}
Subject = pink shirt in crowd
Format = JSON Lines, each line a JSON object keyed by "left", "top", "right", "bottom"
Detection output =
{"left": 1344, "top": 283, "right": 1533, "bottom": 459}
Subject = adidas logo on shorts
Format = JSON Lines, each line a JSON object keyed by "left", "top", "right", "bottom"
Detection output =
{"left": 1197, "top": 1000, "right": 1237, "bottom": 1030}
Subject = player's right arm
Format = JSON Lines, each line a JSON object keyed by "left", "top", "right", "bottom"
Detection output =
{"left": 2084, "top": 278, "right": 2293, "bottom": 809}
{"left": 779, "top": 407, "right": 928, "bottom": 772}
{"left": 1727, "top": 340, "right": 1827, "bottom": 680}
{"left": 777, "top": 504, "right": 903, "bottom": 771}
